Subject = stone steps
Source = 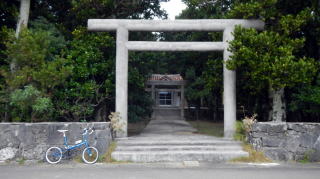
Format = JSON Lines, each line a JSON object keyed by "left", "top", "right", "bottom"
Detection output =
{"left": 112, "top": 119, "right": 248, "bottom": 163}
{"left": 116, "top": 139, "right": 243, "bottom": 146}
{"left": 115, "top": 145, "right": 243, "bottom": 151}
{"left": 112, "top": 150, "right": 248, "bottom": 162}
{"left": 112, "top": 138, "right": 248, "bottom": 163}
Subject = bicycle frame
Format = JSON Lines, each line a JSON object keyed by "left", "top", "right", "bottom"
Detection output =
{"left": 46, "top": 126, "right": 97, "bottom": 164}
{"left": 61, "top": 128, "right": 91, "bottom": 153}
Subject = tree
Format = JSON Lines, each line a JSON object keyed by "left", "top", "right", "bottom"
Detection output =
{"left": 0, "top": 1, "right": 19, "bottom": 29}
{"left": 52, "top": 28, "right": 114, "bottom": 122}
{"left": 227, "top": 1, "right": 319, "bottom": 122}
{"left": 289, "top": 74, "right": 320, "bottom": 122}
{"left": 10, "top": 85, "right": 53, "bottom": 122}
{"left": 1, "top": 21, "right": 71, "bottom": 122}
{"left": 10, "top": 0, "right": 31, "bottom": 72}
{"left": 26, "top": 0, "right": 167, "bottom": 38}
{"left": 15, "top": 0, "right": 30, "bottom": 37}
{"left": 181, "top": 0, "right": 233, "bottom": 18}
{"left": 0, "top": 0, "right": 168, "bottom": 123}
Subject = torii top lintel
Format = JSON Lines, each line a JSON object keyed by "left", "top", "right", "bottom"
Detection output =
{"left": 87, "top": 19, "right": 264, "bottom": 32}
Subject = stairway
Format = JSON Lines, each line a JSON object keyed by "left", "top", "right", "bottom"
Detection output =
{"left": 112, "top": 135, "right": 248, "bottom": 162}
{"left": 111, "top": 120, "right": 248, "bottom": 163}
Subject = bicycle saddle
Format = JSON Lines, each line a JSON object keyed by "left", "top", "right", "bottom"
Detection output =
{"left": 57, "top": 130, "right": 68, "bottom": 133}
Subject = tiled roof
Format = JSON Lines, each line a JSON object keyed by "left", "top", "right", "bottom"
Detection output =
{"left": 148, "top": 74, "right": 184, "bottom": 81}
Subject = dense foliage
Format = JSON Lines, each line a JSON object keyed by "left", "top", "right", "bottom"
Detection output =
{"left": 0, "top": 0, "right": 319, "bottom": 123}
{"left": 0, "top": 0, "right": 165, "bottom": 123}
{"left": 1, "top": 21, "right": 71, "bottom": 122}
{"left": 226, "top": 0, "right": 320, "bottom": 121}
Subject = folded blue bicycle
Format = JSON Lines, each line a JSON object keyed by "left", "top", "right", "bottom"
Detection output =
{"left": 45, "top": 125, "right": 99, "bottom": 164}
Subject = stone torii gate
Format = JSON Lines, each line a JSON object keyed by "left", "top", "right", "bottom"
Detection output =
{"left": 87, "top": 19, "right": 264, "bottom": 138}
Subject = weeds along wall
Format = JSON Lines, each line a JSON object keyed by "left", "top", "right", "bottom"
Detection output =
{"left": 0, "top": 122, "right": 112, "bottom": 161}
{"left": 248, "top": 122, "right": 320, "bottom": 161}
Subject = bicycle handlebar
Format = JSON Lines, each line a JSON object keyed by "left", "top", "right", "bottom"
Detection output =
{"left": 89, "top": 130, "right": 94, "bottom": 135}
{"left": 82, "top": 127, "right": 95, "bottom": 136}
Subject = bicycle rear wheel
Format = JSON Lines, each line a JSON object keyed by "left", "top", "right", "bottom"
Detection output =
{"left": 82, "top": 147, "right": 98, "bottom": 164}
{"left": 45, "top": 147, "right": 62, "bottom": 164}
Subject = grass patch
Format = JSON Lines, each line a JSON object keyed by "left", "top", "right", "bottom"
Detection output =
{"left": 231, "top": 143, "right": 272, "bottom": 163}
{"left": 234, "top": 120, "right": 246, "bottom": 142}
{"left": 232, "top": 120, "right": 271, "bottom": 163}
{"left": 73, "top": 155, "right": 83, "bottom": 163}
{"left": 98, "top": 141, "right": 118, "bottom": 163}
{"left": 98, "top": 141, "right": 131, "bottom": 164}
{"left": 189, "top": 120, "right": 224, "bottom": 137}
{"left": 16, "top": 158, "right": 25, "bottom": 165}
{"left": 72, "top": 142, "right": 130, "bottom": 164}
{"left": 298, "top": 150, "right": 315, "bottom": 163}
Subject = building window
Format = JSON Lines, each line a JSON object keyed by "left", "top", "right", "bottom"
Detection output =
{"left": 159, "top": 92, "right": 172, "bottom": 105}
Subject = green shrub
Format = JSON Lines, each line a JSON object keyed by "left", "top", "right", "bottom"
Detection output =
{"left": 234, "top": 120, "right": 246, "bottom": 142}
{"left": 9, "top": 85, "right": 53, "bottom": 122}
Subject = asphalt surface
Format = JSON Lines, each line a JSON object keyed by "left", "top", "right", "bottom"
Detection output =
{"left": 1, "top": 162, "right": 320, "bottom": 179}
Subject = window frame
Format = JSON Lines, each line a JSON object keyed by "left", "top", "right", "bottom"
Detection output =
{"left": 158, "top": 91, "right": 172, "bottom": 106}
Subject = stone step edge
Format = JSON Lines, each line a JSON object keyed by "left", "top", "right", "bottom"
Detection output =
{"left": 111, "top": 151, "right": 249, "bottom": 162}
{"left": 117, "top": 140, "right": 242, "bottom": 143}
{"left": 115, "top": 145, "right": 243, "bottom": 151}
{"left": 116, "top": 141, "right": 243, "bottom": 146}
{"left": 117, "top": 137, "right": 235, "bottom": 141}
{"left": 112, "top": 150, "right": 248, "bottom": 155}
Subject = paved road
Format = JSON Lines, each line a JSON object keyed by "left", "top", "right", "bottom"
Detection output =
{"left": 1, "top": 162, "right": 320, "bottom": 179}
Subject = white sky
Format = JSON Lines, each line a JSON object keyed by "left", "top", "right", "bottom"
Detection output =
{"left": 160, "top": 0, "right": 187, "bottom": 20}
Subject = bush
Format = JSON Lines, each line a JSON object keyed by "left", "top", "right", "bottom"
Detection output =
{"left": 10, "top": 85, "right": 53, "bottom": 122}
{"left": 234, "top": 120, "right": 246, "bottom": 142}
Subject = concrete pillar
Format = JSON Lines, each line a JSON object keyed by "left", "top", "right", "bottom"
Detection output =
{"left": 223, "top": 26, "right": 236, "bottom": 138}
{"left": 115, "top": 27, "right": 128, "bottom": 138}
{"left": 180, "top": 84, "right": 185, "bottom": 120}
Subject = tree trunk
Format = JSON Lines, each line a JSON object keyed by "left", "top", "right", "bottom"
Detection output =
{"left": 94, "top": 102, "right": 107, "bottom": 122}
{"left": 15, "top": 0, "right": 30, "bottom": 37}
{"left": 269, "top": 87, "right": 286, "bottom": 122}
{"left": 11, "top": 0, "right": 31, "bottom": 72}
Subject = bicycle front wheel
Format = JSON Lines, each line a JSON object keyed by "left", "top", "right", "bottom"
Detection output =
{"left": 82, "top": 147, "right": 99, "bottom": 164}
{"left": 45, "top": 147, "right": 62, "bottom": 164}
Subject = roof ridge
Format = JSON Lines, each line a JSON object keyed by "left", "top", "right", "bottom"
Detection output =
{"left": 148, "top": 74, "right": 183, "bottom": 81}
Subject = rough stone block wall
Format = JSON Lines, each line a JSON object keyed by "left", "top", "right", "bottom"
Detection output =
{"left": 248, "top": 122, "right": 320, "bottom": 161}
{"left": 0, "top": 122, "right": 112, "bottom": 161}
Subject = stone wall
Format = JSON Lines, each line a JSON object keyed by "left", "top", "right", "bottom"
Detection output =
{"left": 0, "top": 122, "right": 112, "bottom": 161}
{"left": 248, "top": 122, "right": 320, "bottom": 161}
